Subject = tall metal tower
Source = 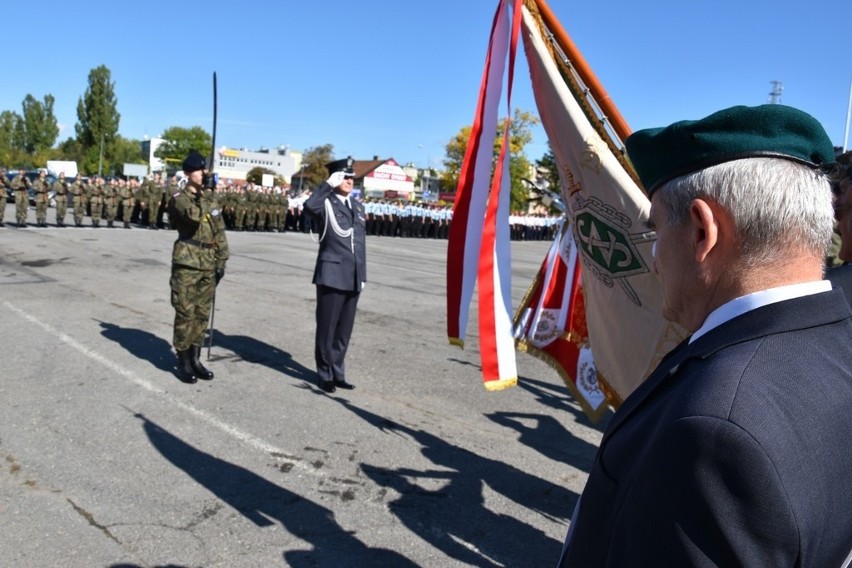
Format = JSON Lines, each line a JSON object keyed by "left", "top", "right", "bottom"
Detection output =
{"left": 769, "top": 81, "right": 783, "bottom": 104}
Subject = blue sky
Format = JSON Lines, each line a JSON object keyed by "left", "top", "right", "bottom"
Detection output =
{"left": 4, "top": 0, "right": 849, "bottom": 170}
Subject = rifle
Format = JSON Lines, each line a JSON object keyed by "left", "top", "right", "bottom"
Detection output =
{"left": 206, "top": 71, "right": 218, "bottom": 360}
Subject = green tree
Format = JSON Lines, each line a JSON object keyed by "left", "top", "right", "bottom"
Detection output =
{"left": 0, "top": 110, "right": 25, "bottom": 167}
{"left": 296, "top": 144, "right": 335, "bottom": 191}
{"left": 75, "top": 65, "right": 121, "bottom": 174}
{"left": 111, "top": 136, "right": 146, "bottom": 176}
{"left": 21, "top": 94, "right": 60, "bottom": 156}
{"left": 246, "top": 166, "right": 284, "bottom": 187}
{"left": 536, "top": 144, "right": 560, "bottom": 192}
{"left": 441, "top": 108, "right": 540, "bottom": 210}
{"left": 56, "top": 137, "right": 85, "bottom": 168}
{"left": 154, "top": 126, "right": 212, "bottom": 167}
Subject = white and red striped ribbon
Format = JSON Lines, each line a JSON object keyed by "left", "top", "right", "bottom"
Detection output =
{"left": 447, "top": 0, "right": 522, "bottom": 390}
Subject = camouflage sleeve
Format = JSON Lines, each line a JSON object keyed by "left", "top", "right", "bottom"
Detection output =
{"left": 214, "top": 218, "right": 229, "bottom": 269}
{"left": 169, "top": 190, "right": 201, "bottom": 237}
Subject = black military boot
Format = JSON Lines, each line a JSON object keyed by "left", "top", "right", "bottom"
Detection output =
{"left": 124, "top": 221, "right": 130, "bottom": 229}
{"left": 107, "top": 220, "right": 114, "bottom": 228}
{"left": 190, "top": 345, "right": 214, "bottom": 380}
{"left": 176, "top": 350, "right": 197, "bottom": 384}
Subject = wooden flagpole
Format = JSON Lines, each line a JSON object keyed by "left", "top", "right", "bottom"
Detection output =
{"left": 529, "top": 0, "right": 632, "bottom": 144}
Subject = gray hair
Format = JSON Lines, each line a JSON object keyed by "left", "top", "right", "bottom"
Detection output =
{"left": 656, "top": 157, "right": 834, "bottom": 268}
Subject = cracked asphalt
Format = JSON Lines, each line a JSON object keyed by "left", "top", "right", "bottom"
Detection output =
{"left": 0, "top": 203, "right": 609, "bottom": 567}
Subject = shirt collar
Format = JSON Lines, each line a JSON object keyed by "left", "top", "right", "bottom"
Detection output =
{"left": 690, "top": 280, "right": 832, "bottom": 343}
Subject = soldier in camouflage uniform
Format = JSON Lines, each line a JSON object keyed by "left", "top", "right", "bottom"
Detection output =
{"left": 0, "top": 167, "right": 9, "bottom": 227}
{"left": 118, "top": 179, "right": 135, "bottom": 228}
{"left": 70, "top": 174, "right": 86, "bottom": 226}
{"left": 168, "top": 150, "right": 229, "bottom": 384}
{"left": 32, "top": 170, "right": 50, "bottom": 227}
{"left": 103, "top": 178, "right": 118, "bottom": 228}
{"left": 11, "top": 169, "right": 31, "bottom": 227}
{"left": 88, "top": 176, "right": 104, "bottom": 227}
{"left": 234, "top": 185, "right": 248, "bottom": 230}
{"left": 52, "top": 172, "right": 69, "bottom": 227}
{"left": 149, "top": 174, "right": 165, "bottom": 229}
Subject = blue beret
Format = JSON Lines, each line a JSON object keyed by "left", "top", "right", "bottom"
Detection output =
{"left": 625, "top": 105, "right": 835, "bottom": 195}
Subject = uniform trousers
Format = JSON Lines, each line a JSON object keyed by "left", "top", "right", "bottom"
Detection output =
{"left": 314, "top": 284, "right": 360, "bottom": 383}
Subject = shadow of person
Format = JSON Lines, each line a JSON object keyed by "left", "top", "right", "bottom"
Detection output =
{"left": 138, "top": 414, "right": 416, "bottom": 567}
{"left": 333, "top": 399, "right": 576, "bottom": 567}
{"left": 516, "top": 375, "right": 613, "bottom": 433}
{"left": 97, "top": 321, "right": 174, "bottom": 374}
{"left": 487, "top": 411, "right": 598, "bottom": 473}
{"left": 211, "top": 329, "right": 316, "bottom": 384}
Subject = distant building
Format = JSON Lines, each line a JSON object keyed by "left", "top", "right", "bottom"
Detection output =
{"left": 360, "top": 157, "right": 416, "bottom": 200}
{"left": 292, "top": 156, "right": 417, "bottom": 200}
{"left": 141, "top": 137, "right": 166, "bottom": 173}
{"left": 214, "top": 146, "right": 302, "bottom": 184}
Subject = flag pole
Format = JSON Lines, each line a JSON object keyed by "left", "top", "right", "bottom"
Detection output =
{"left": 529, "top": 0, "right": 631, "bottom": 144}
{"left": 843, "top": 75, "right": 851, "bottom": 153}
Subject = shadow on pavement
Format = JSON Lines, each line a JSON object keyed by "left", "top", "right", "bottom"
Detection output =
{"left": 97, "top": 321, "right": 174, "bottom": 374}
{"left": 516, "top": 375, "right": 613, "bottom": 432}
{"left": 137, "top": 413, "right": 418, "bottom": 567}
{"left": 334, "top": 398, "right": 577, "bottom": 567}
{"left": 211, "top": 329, "right": 317, "bottom": 384}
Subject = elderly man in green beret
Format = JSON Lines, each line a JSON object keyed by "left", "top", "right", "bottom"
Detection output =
{"left": 559, "top": 105, "right": 852, "bottom": 567}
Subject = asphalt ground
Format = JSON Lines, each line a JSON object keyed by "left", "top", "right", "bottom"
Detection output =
{"left": 0, "top": 203, "right": 610, "bottom": 568}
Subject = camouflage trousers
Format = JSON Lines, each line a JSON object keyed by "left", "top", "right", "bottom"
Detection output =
{"left": 55, "top": 199, "right": 67, "bottom": 224}
{"left": 15, "top": 192, "right": 27, "bottom": 223}
{"left": 170, "top": 265, "right": 215, "bottom": 351}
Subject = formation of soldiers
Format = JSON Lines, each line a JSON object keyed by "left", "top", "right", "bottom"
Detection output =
{"left": 1, "top": 168, "right": 562, "bottom": 240}
{"left": 0, "top": 168, "right": 175, "bottom": 229}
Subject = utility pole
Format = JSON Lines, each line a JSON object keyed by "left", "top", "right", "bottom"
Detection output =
{"left": 769, "top": 81, "right": 783, "bottom": 104}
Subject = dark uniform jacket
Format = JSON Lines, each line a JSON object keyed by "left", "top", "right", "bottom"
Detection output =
{"left": 827, "top": 262, "right": 852, "bottom": 307}
{"left": 304, "top": 182, "right": 366, "bottom": 292}
{"left": 560, "top": 289, "right": 852, "bottom": 567}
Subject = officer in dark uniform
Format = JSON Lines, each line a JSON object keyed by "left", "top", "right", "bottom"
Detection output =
{"left": 303, "top": 157, "right": 366, "bottom": 393}
{"left": 168, "top": 150, "right": 229, "bottom": 384}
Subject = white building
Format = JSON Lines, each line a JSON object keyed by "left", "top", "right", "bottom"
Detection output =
{"left": 140, "top": 137, "right": 166, "bottom": 173}
{"left": 214, "top": 146, "right": 302, "bottom": 184}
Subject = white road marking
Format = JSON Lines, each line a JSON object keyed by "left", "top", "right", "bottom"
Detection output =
{"left": 2, "top": 300, "right": 308, "bottom": 470}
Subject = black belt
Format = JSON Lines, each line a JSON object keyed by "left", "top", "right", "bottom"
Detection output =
{"left": 179, "top": 238, "right": 217, "bottom": 249}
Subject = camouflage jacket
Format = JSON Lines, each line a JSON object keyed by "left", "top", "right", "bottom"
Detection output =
{"left": 169, "top": 185, "right": 229, "bottom": 271}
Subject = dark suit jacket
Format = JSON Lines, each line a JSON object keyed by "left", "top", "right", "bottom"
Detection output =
{"left": 561, "top": 289, "right": 852, "bottom": 567}
{"left": 827, "top": 262, "right": 852, "bottom": 307}
{"left": 303, "top": 183, "right": 366, "bottom": 292}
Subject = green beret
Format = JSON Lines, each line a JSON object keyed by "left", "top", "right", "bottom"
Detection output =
{"left": 625, "top": 104, "right": 835, "bottom": 194}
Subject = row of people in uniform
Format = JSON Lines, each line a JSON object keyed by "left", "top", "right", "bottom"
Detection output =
{"left": 1, "top": 170, "right": 563, "bottom": 239}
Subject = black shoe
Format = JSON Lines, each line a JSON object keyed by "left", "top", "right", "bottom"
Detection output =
{"left": 319, "top": 380, "right": 336, "bottom": 393}
{"left": 333, "top": 378, "right": 355, "bottom": 390}
{"left": 176, "top": 349, "right": 197, "bottom": 384}
{"left": 190, "top": 345, "right": 214, "bottom": 380}
{"left": 18, "top": 222, "right": 26, "bottom": 228}
{"left": 124, "top": 222, "right": 130, "bottom": 229}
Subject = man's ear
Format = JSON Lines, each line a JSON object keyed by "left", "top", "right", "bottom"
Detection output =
{"left": 689, "top": 198, "right": 721, "bottom": 263}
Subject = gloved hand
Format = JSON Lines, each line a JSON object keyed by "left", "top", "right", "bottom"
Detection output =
{"left": 326, "top": 171, "right": 346, "bottom": 188}
{"left": 215, "top": 268, "right": 225, "bottom": 285}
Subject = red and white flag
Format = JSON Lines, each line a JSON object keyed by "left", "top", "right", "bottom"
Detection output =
{"left": 447, "top": 0, "right": 523, "bottom": 391}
